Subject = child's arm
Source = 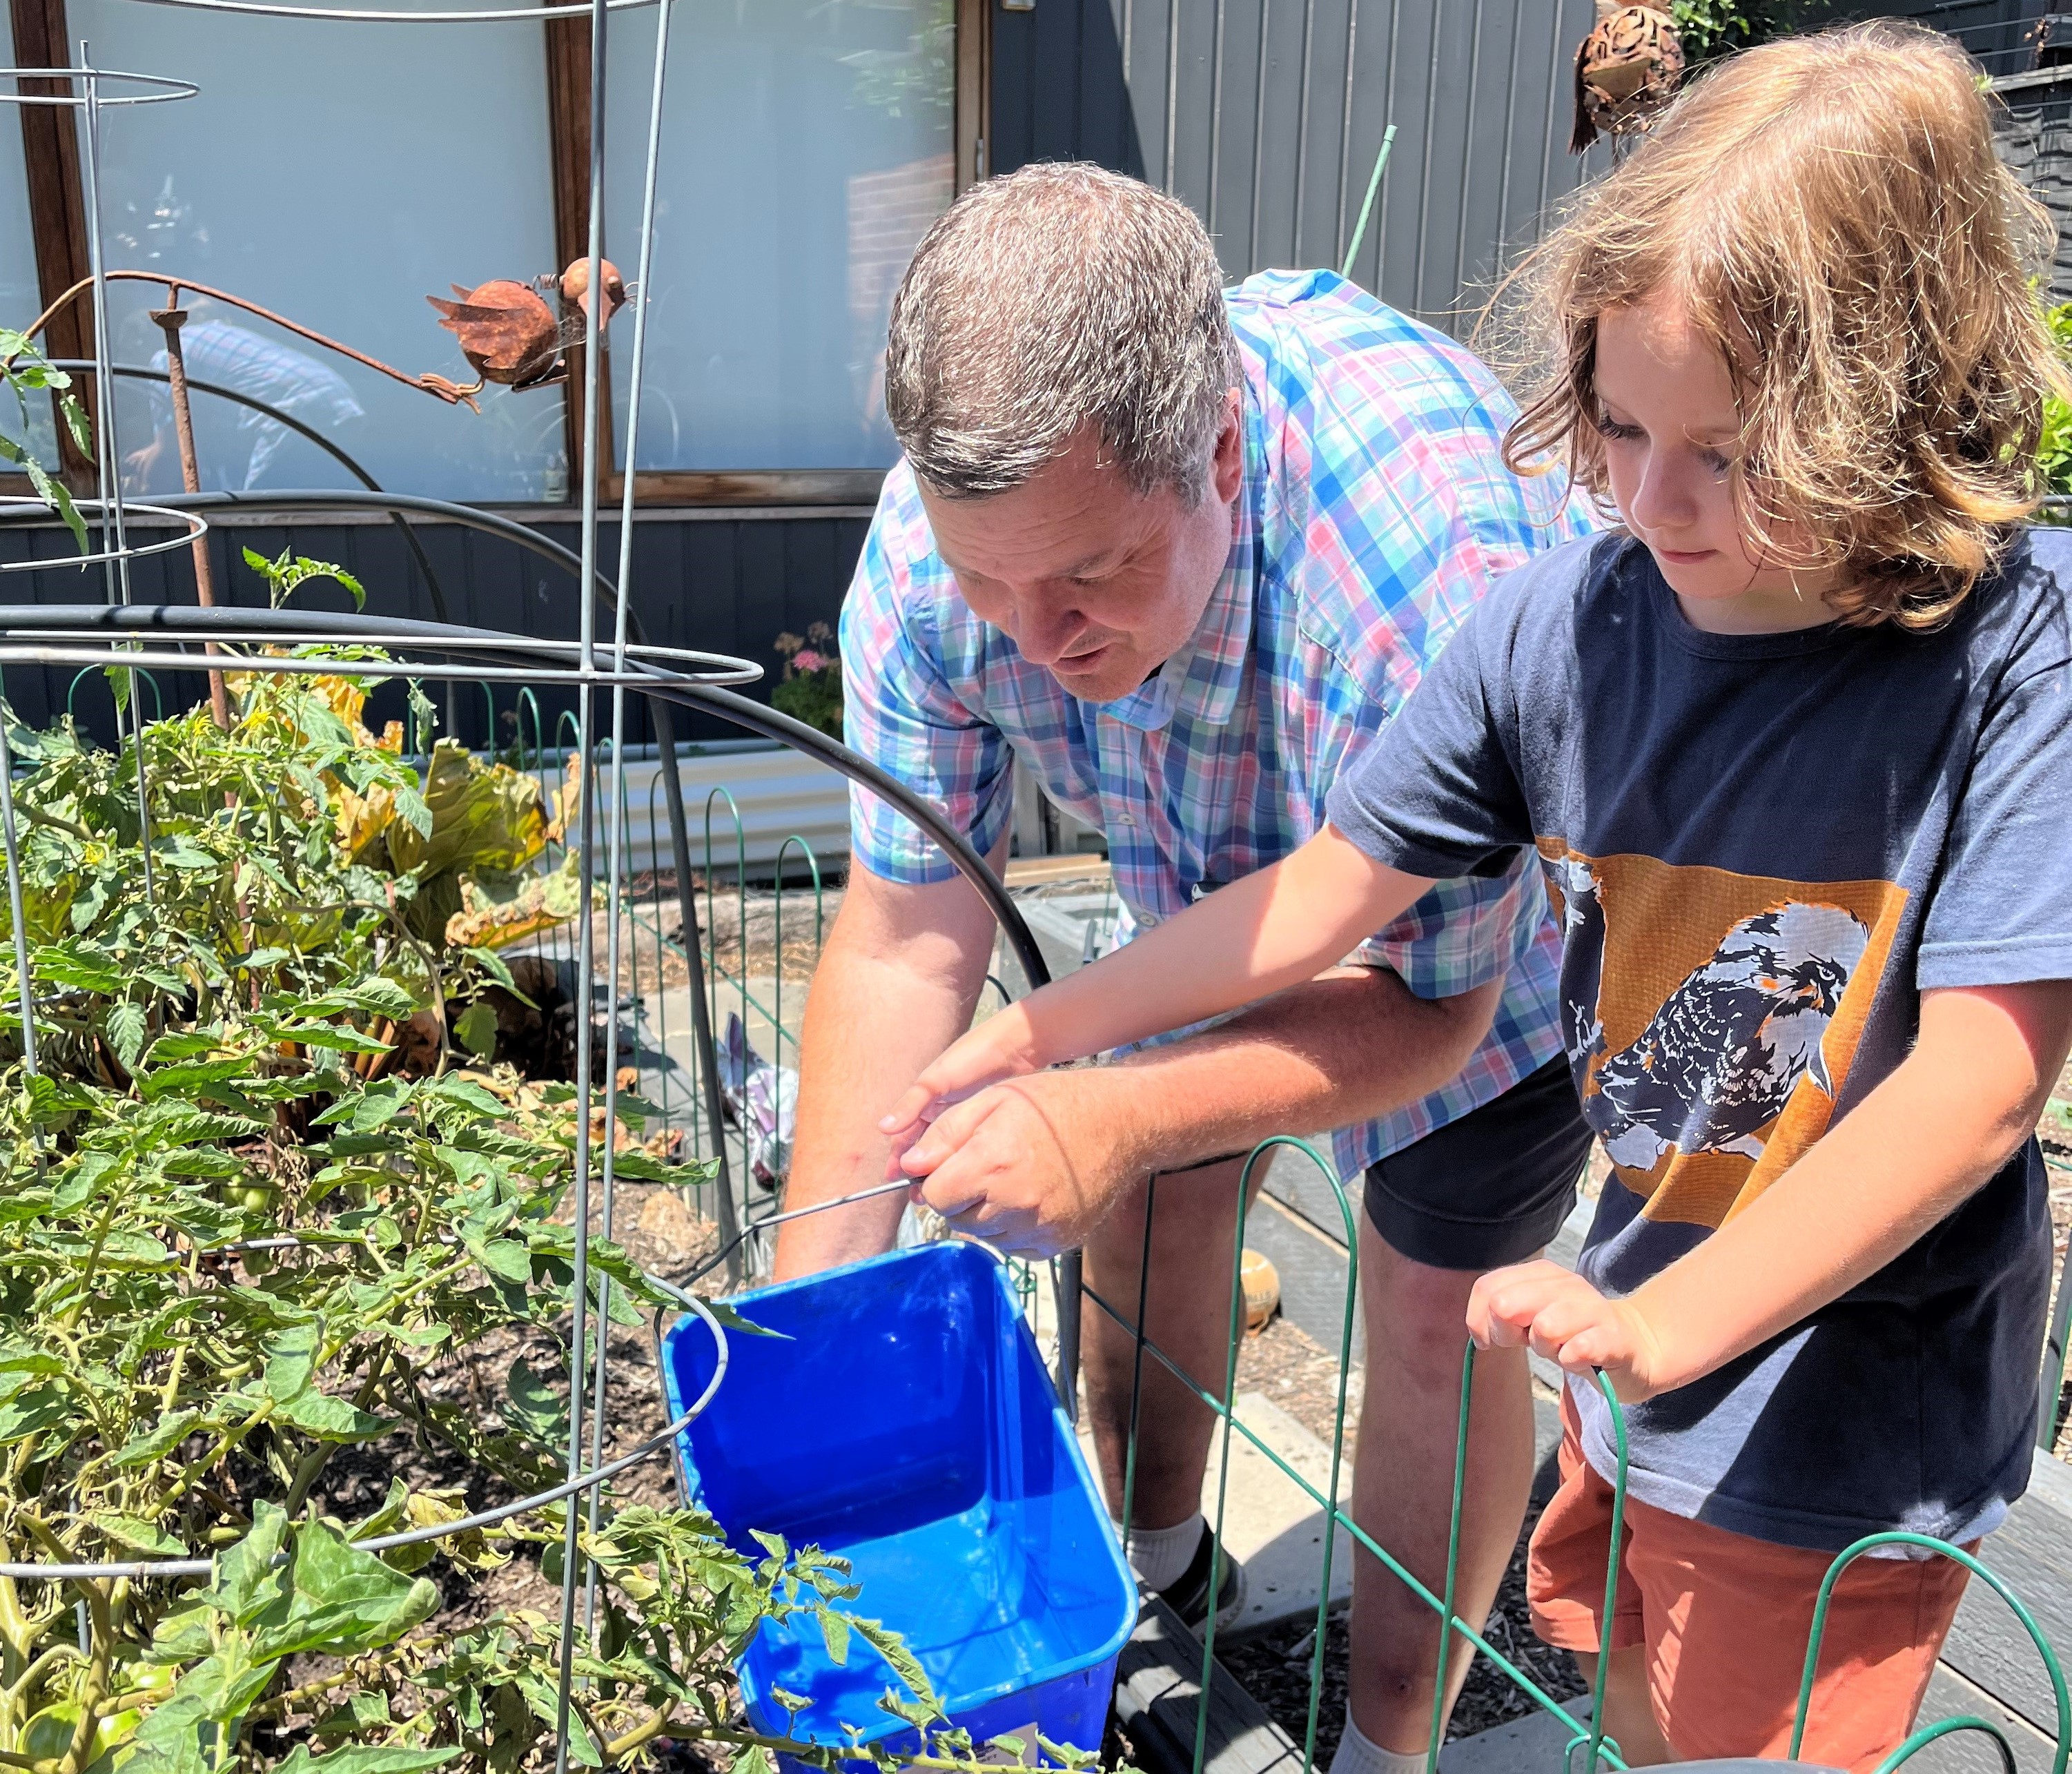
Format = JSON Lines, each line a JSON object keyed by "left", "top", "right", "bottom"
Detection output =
{"left": 878, "top": 824, "right": 1434, "bottom": 1142}
{"left": 1469, "top": 978, "right": 2072, "bottom": 1401}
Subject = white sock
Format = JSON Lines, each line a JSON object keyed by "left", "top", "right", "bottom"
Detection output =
{"left": 1329, "top": 1713, "right": 1429, "bottom": 1774}
{"left": 1110, "top": 1512, "right": 1205, "bottom": 1591}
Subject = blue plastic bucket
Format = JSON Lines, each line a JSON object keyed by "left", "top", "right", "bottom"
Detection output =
{"left": 661, "top": 1240, "right": 1137, "bottom": 1766}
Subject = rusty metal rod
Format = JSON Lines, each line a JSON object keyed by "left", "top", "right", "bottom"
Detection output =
{"left": 146, "top": 301, "right": 228, "bottom": 728}
{"left": 10, "top": 271, "right": 478, "bottom": 407}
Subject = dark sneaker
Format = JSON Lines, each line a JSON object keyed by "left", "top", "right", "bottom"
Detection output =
{"left": 1157, "top": 1527, "right": 1247, "bottom": 1635}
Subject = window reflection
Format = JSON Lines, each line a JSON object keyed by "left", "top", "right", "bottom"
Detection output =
{"left": 122, "top": 304, "right": 366, "bottom": 493}
{"left": 606, "top": 0, "right": 955, "bottom": 474}
{"left": 70, "top": 0, "right": 561, "bottom": 503}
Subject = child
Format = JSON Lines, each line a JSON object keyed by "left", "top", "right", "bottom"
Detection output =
{"left": 882, "top": 23, "right": 2072, "bottom": 1771}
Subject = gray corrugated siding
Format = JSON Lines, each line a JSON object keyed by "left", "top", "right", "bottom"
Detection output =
{"left": 1993, "top": 72, "right": 2072, "bottom": 302}
{"left": 1850, "top": 0, "right": 2044, "bottom": 74}
{"left": 1815, "top": 2, "right": 2071, "bottom": 296}
{"left": 990, "top": 0, "right": 1612, "bottom": 335}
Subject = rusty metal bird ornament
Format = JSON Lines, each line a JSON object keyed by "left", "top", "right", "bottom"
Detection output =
{"left": 1571, "top": 1, "right": 1685, "bottom": 156}
{"left": 425, "top": 257, "right": 627, "bottom": 398}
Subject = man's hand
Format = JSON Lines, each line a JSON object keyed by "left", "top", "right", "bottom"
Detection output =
{"left": 896, "top": 1067, "right": 1140, "bottom": 1258}
{"left": 886, "top": 968, "right": 1506, "bottom": 1258}
{"left": 878, "top": 1002, "right": 1044, "bottom": 1156}
{"left": 1466, "top": 1260, "right": 1670, "bottom": 1403}
{"left": 121, "top": 435, "right": 167, "bottom": 493}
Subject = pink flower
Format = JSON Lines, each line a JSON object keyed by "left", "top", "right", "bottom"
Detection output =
{"left": 791, "top": 649, "right": 827, "bottom": 672}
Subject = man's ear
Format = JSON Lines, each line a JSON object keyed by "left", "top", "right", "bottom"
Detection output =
{"left": 1211, "top": 387, "right": 1244, "bottom": 505}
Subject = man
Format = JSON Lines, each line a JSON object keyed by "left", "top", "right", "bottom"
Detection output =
{"left": 774, "top": 163, "right": 1593, "bottom": 1774}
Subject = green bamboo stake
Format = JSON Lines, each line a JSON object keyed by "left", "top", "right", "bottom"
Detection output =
{"left": 1340, "top": 124, "right": 1399, "bottom": 282}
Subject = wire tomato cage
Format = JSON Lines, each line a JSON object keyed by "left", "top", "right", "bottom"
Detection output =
{"left": 0, "top": 587, "right": 1066, "bottom": 1719}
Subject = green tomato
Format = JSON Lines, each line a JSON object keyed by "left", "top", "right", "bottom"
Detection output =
{"left": 244, "top": 1247, "right": 275, "bottom": 1276}
{"left": 239, "top": 1186, "right": 274, "bottom": 1213}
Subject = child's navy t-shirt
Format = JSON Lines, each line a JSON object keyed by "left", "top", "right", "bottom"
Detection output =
{"left": 1326, "top": 527, "right": 2072, "bottom": 1552}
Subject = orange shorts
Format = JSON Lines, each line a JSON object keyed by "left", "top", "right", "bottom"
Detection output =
{"left": 1528, "top": 1390, "right": 1973, "bottom": 1774}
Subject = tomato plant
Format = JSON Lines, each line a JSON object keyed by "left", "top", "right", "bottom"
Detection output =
{"left": 0, "top": 331, "right": 90, "bottom": 553}
{"left": 1670, "top": 1, "right": 1793, "bottom": 66}
{"left": 2035, "top": 302, "right": 2072, "bottom": 509}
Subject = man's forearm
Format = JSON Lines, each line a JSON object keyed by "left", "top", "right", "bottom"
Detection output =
{"left": 773, "top": 861, "right": 1003, "bottom": 1279}
{"left": 1093, "top": 966, "right": 1505, "bottom": 1179}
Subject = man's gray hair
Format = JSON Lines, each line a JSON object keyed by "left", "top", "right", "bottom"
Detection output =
{"left": 885, "top": 164, "right": 1240, "bottom": 503}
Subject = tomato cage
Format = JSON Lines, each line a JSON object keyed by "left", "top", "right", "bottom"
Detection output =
{"left": 0, "top": 592, "right": 1099, "bottom": 1774}
{"left": 0, "top": 17, "right": 1087, "bottom": 1774}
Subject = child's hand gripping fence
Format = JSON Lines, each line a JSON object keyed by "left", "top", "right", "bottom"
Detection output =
{"left": 1093, "top": 1135, "right": 2072, "bottom": 1774}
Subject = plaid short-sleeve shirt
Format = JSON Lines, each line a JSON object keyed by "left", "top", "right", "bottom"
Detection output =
{"left": 842, "top": 269, "right": 1590, "bottom": 1175}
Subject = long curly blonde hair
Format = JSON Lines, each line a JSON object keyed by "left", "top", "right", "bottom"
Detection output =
{"left": 1499, "top": 20, "right": 2069, "bottom": 630}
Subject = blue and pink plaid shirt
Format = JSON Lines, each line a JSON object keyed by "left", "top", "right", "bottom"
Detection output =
{"left": 842, "top": 269, "right": 1590, "bottom": 1177}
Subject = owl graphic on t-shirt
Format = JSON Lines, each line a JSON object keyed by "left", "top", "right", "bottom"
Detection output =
{"left": 1541, "top": 846, "right": 1888, "bottom": 1213}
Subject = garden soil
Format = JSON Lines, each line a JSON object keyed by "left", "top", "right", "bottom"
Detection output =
{"left": 309, "top": 1181, "right": 732, "bottom": 1773}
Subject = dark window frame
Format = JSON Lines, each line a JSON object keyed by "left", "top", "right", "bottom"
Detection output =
{"left": 8, "top": 0, "right": 96, "bottom": 491}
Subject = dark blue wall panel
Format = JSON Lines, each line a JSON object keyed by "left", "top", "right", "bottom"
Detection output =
{"left": 0, "top": 509, "right": 869, "bottom": 753}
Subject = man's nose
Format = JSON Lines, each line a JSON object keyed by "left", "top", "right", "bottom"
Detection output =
{"left": 1008, "top": 598, "right": 1088, "bottom": 666}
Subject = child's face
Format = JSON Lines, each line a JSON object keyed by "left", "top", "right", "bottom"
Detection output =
{"left": 1594, "top": 294, "right": 1837, "bottom": 634}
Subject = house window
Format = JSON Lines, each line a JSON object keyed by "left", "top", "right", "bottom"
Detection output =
{"left": 1, "top": 22, "right": 57, "bottom": 466}
{"left": 65, "top": 0, "right": 563, "bottom": 503}
{"left": 11, "top": 0, "right": 974, "bottom": 505}
{"left": 602, "top": 0, "right": 956, "bottom": 494}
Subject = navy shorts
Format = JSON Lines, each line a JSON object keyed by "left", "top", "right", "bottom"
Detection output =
{"left": 1362, "top": 1055, "right": 1594, "bottom": 1271}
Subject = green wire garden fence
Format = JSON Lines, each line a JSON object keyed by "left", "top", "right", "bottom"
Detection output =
{"left": 1099, "top": 1138, "right": 2072, "bottom": 1774}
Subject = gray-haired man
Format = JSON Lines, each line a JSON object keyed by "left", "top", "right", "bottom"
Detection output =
{"left": 774, "top": 164, "right": 1593, "bottom": 1774}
